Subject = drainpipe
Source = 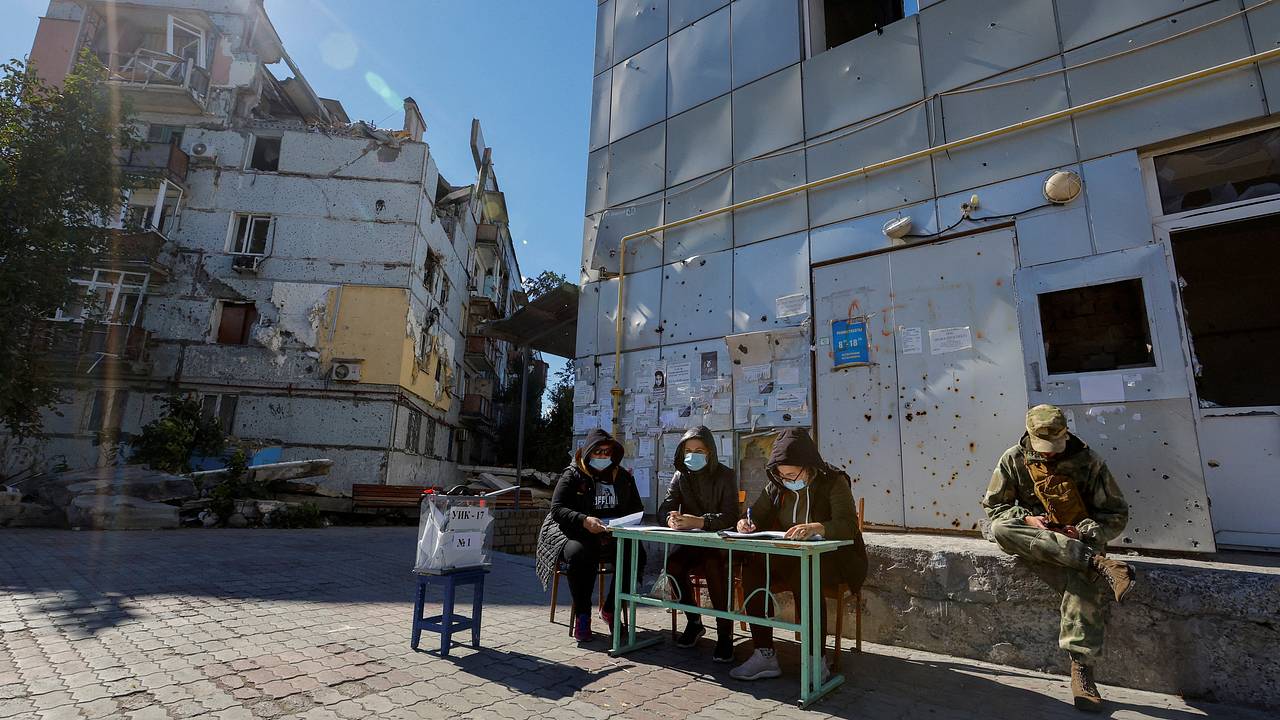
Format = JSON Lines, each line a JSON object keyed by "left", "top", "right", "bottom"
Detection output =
{"left": 513, "top": 344, "right": 530, "bottom": 510}
{"left": 608, "top": 45, "right": 1280, "bottom": 412}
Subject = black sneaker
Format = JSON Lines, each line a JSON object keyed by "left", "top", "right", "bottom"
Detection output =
{"left": 676, "top": 621, "right": 706, "bottom": 648}
{"left": 713, "top": 636, "right": 734, "bottom": 663}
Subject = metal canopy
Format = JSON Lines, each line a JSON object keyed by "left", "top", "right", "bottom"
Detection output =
{"left": 479, "top": 282, "right": 579, "bottom": 359}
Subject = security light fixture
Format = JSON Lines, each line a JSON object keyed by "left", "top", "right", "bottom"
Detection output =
{"left": 882, "top": 216, "right": 913, "bottom": 240}
{"left": 1044, "top": 170, "right": 1083, "bottom": 204}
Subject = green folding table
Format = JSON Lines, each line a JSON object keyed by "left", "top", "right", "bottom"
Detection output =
{"left": 608, "top": 527, "right": 854, "bottom": 707}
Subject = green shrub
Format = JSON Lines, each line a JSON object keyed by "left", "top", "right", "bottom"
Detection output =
{"left": 130, "top": 396, "right": 225, "bottom": 473}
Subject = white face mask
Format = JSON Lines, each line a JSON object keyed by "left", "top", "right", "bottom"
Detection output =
{"left": 588, "top": 457, "right": 612, "bottom": 471}
{"left": 683, "top": 452, "right": 708, "bottom": 472}
{"left": 782, "top": 479, "right": 807, "bottom": 492}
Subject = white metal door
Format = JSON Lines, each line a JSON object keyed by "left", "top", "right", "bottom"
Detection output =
{"left": 813, "top": 229, "right": 1026, "bottom": 531}
{"left": 813, "top": 255, "right": 904, "bottom": 527}
{"left": 892, "top": 229, "right": 1027, "bottom": 531}
{"left": 1160, "top": 208, "right": 1280, "bottom": 550}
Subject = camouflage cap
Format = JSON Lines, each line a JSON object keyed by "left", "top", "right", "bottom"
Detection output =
{"left": 1026, "top": 404, "right": 1068, "bottom": 453}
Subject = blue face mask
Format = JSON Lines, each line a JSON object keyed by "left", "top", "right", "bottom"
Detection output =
{"left": 782, "top": 479, "right": 807, "bottom": 492}
{"left": 588, "top": 457, "right": 612, "bottom": 472}
{"left": 683, "top": 452, "right": 708, "bottom": 472}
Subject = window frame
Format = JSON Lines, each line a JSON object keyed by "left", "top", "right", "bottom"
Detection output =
{"left": 803, "top": 0, "right": 918, "bottom": 58}
{"left": 85, "top": 389, "right": 128, "bottom": 433}
{"left": 213, "top": 300, "right": 259, "bottom": 345}
{"left": 53, "top": 269, "right": 150, "bottom": 325}
{"left": 245, "top": 134, "right": 282, "bottom": 173}
{"left": 1036, "top": 278, "right": 1158, "bottom": 377}
{"left": 226, "top": 213, "right": 274, "bottom": 257}
{"left": 200, "top": 393, "right": 239, "bottom": 436}
{"left": 166, "top": 16, "right": 206, "bottom": 69}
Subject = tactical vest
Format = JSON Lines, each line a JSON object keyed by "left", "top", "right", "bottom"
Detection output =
{"left": 1024, "top": 459, "right": 1088, "bottom": 526}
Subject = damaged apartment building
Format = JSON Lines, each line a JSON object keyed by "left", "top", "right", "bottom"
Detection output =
{"left": 578, "top": 0, "right": 1280, "bottom": 552}
{"left": 17, "top": 0, "right": 530, "bottom": 494}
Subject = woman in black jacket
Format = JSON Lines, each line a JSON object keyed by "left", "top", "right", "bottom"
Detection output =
{"left": 550, "top": 428, "right": 646, "bottom": 643}
{"left": 657, "top": 425, "right": 739, "bottom": 661}
{"left": 729, "top": 429, "right": 868, "bottom": 681}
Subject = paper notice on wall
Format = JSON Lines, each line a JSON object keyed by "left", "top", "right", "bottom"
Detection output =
{"left": 573, "top": 412, "right": 597, "bottom": 434}
{"left": 666, "top": 361, "right": 692, "bottom": 387}
{"left": 700, "top": 351, "right": 719, "bottom": 380}
{"left": 573, "top": 382, "right": 594, "bottom": 406}
{"left": 711, "top": 397, "right": 732, "bottom": 415}
{"left": 659, "top": 410, "right": 681, "bottom": 429}
{"left": 743, "top": 363, "right": 771, "bottom": 383}
{"left": 633, "top": 466, "right": 651, "bottom": 498}
{"left": 633, "top": 394, "right": 648, "bottom": 415}
{"left": 775, "top": 388, "right": 807, "bottom": 411}
{"left": 637, "top": 435, "right": 655, "bottom": 460}
{"left": 598, "top": 403, "right": 614, "bottom": 430}
{"left": 735, "top": 404, "right": 750, "bottom": 425}
{"left": 776, "top": 365, "right": 800, "bottom": 386}
{"left": 1122, "top": 372, "right": 1142, "bottom": 388}
{"left": 775, "top": 292, "right": 809, "bottom": 318}
{"left": 929, "top": 326, "right": 973, "bottom": 354}
{"left": 747, "top": 397, "right": 767, "bottom": 407}
{"left": 1080, "top": 374, "right": 1125, "bottom": 404}
{"left": 899, "top": 327, "right": 923, "bottom": 355}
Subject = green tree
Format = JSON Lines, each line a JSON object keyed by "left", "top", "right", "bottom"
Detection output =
{"left": 522, "top": 270, "right": 567, "bottom": 302}
{"left": 130, "top": 396, "right": 226, "bottom": 473}
{"left": 0, "top": 55, "right": 136, "bottom": 438}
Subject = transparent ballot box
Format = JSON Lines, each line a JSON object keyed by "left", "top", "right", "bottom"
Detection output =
{"left": 413, "top": 494, "right": 494, "bottom": 574}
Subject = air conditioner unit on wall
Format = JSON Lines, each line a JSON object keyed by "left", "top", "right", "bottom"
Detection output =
{"left": 231, "top": 255, "right": 262, "bottom": 273}
{"left": 331, "top": 361, "right": 362, "bottom": 382}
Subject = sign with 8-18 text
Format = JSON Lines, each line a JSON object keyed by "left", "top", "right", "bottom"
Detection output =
{"left": 831, "top": 318, "right": 870, "bottom": 369}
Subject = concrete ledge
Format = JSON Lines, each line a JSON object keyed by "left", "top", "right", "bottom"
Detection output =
{"left": 847, "top": 532, "right": 1280, "bottom": 709}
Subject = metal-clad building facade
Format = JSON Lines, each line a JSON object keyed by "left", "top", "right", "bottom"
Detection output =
{"left": 576, "top": 0, "right": 1280, "bottom": 552}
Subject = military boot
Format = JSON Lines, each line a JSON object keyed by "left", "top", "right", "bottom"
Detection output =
{"left": 1070, "top": 659, "right": 1103, "bottom": 712}
{"left": 1089, "top": 553, "right": 1135, "bottom": 603}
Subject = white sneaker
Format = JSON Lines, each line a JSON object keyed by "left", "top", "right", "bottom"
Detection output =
{"left": 729, "top": 648, "right": 782, "bottom": 681}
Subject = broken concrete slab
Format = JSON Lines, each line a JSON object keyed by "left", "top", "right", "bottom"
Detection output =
{"left": 189, "top": 458, "right": 333, "bottom": 489}
{"left": 66, "top": 495, "right": 179, "bottom": 530}
{"left": 34, "top": 465, "right": 195, "bottom": 508}
{"left": 0, "top": 501, "right": 65, "bottom": 528}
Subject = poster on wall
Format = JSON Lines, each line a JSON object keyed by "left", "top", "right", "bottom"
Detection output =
{"left": 831, "top": 317, "right": 870, "bottom": 369}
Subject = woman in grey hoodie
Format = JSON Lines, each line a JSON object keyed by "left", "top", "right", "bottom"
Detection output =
{"left": 657, "top": 425, "right": 739, "bottom": 662}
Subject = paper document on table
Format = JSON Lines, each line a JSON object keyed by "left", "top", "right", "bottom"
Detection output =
{"left": 606, "top": 512, "right": 644, "bottom": 529}
{"left": 718, "top": 530, "right": 790, "bottom": 540}
{"left": 629, "top": 525, "right": 706, "bottom": 532}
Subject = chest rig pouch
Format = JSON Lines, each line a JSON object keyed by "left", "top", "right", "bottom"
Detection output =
{"left": 1024, "top": 459, "right": 1088, "bottom": 527}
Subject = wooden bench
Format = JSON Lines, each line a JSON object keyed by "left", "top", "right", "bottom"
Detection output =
{"left": 351, "top": 483, "right": 428, "bottom": 510}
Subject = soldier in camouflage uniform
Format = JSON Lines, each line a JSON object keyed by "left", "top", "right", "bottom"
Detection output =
{"left": 982, "top": 405, "right": 1135, "bottom": 713}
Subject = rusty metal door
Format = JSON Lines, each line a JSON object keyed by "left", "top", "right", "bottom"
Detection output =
{"left": 892, "top": 229, "right": 1027, "bottom": 532}
{"left": 813, "top": 228, "right": 1025, "bottom": 531}
{"left": 813, "top": 255, "right": 904, "bottom": 527}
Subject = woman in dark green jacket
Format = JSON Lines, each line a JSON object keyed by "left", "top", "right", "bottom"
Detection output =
{"left": 729, "top": 429, "right": 868, "bottom": 680}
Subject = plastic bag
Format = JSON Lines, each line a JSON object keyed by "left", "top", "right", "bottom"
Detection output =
{"left": 413, "top": 495, "right": 493, "bottom": 574}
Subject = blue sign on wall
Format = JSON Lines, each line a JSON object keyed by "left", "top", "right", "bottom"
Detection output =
{"left": 831, "top": 317, "right": 870, "bottom": 369}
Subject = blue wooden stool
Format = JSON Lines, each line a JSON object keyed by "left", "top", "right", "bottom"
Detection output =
{"left": 411, "top": 568, "right": 488, "bottom": 656}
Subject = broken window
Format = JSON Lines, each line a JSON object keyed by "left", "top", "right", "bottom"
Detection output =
{"left": 216, "top": 302, "right": 258, "bottom": 345}
{"left": 248, "top": 136, "right": 281, "bottom": 172}
{"left": 54, "top": 270, "right": 148, "bottom": 325}
{"left": 406, "top": 411, "right": 421, "bottom": 453}
{"left": 200, "top": 394, "right": 238, "bottom": 435}
{"left": 1038, "top": 280, "right": 1155, "bottom": 375}
{"left": 439, "top": 276, "right": 450, "bottom": 306}
{"left": 228, "top": 214, "right": 272, "bottom": 256}
{"left": 1172, "top": 214, "right": 1280, "bottom": 407}
{"left": 423, "top": 417, "right": 437, "bottom": 456}
{"left": 423, "top": 250, "right": 442, "bottom": 291}
{"left": 808, "top": 0, "right": 916, "bottom": 54}
{"left": 167, "top": 16, "right": 205, "bottom": 68}
{"left": 1154, "top": 127, "right": 1280, "bottom": 215}
{"left": 146, "top": 124, "right": 184, "bottom": 146}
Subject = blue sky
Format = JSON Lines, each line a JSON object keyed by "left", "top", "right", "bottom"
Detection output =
{"left": 0, "top": 0, "right": 593, "bottom": 404}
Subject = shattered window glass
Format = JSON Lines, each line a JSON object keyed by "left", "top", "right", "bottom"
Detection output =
{"left": 1155, "top": 128, "right": 1280, "bottom": 215}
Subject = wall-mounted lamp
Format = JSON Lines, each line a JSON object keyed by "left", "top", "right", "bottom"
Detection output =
{"left": 882, "top": 216, "right": 914, "bottom": 240}
{"left": 1044, "top": 170, "right": 1083, "bottom": 204}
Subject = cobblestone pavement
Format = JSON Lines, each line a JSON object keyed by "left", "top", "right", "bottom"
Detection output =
{"left": 0, "top": 528, "right": 1269, "bottom": 720}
